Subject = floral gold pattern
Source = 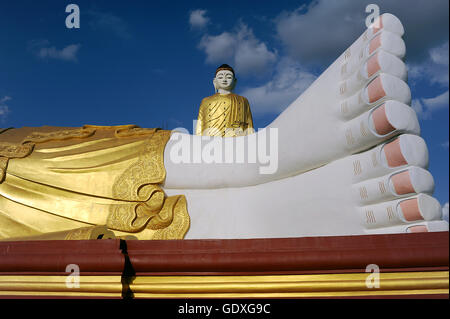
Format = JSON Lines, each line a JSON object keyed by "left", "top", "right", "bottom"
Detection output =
{"left": 0, "top": 142, "right": 34, "bottom": 158}
{"left": 0, "top": 157, "right": 8, "bottom": 183}
{"left": 110, "top": 130, "right": 170, "bottom": 201}
{"left": 106, "top": 129, "right": 190, "bottom": 239}
{"left": 22, "top": 128, "right": 96, "bottom": 144}
{"left": 152, "top": 195, "right": 190, "bottom": 240}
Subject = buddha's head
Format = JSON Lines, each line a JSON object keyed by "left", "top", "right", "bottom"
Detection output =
{"left": 213, "top": 64, "right": 237, "bottom": 93}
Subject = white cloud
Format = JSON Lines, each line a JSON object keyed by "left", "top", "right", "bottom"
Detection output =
{"left": 412, "top": 90, "right": 449, "bottom": 119}
{"left": 443, "top": 202, "right": 449, "bottom": 222}
{"left": 442, "top": 141, "right": 449, "bottom": 148}
{"left": 38, "top": 44, "right": 81, "bottom": 62}
{"left": 240, "top": 58, "right": 316, "bottom": 115}
{"left": 0, "top": 96, "right": 11, "bottom": 120}
{"left": 29, "top": 40, "right": 81, "bottom": 62}
{"left": 275, "top": 0, "right": 449, "bottom": 65}
{"left": 409, "top": 41, "right": 449, "bottom": 87}
{"left": 189, "top": 9, "right": 210, "bottom": 29}
{"left": 199, "top": 32, "right": 235, "bottom": 64}
{"left": 422, "top": 90, "right": 449, "bottom": 111}
{"left": 430, "top": 42, "right": 449, "bottom": 66}
{"left": 198, "top": 23, "right": 277, "bottom": 76}
{"left": 410, "top": 43, "right": 449, "bottom": 119}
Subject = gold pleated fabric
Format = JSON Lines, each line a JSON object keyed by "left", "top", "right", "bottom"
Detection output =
{"left": 0, "top": 125, "right": 190, "bottom": 240}
{"left": 195, "top": 93, "right": 254, "bottom": 137}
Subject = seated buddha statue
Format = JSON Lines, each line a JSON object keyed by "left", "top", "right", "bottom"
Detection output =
{"left": 0, "top": 13, "right": 448, "bottom": 241}
{"left": 195, "top": 64, "right": 254, "bottom": 137}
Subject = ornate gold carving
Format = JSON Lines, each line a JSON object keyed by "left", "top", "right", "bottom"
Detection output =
{"left": 106, "top": 187, "right": 163, "bottom": 233}
{"left": 82, "top": 124, "right": 157, "bottom": 138}
{"left": 0, "top": 142, "right": 34, "bottom": 183}
{"left": 111, "top": 130, "right": 171, "bottom": 201}
{"left": 106, "top": 193, "right": 190, "bottom": 238}
{"left": 105, "top": 129, "right": 190, "bottom": 239}
{"left": 22, "top": 128, "right": 95, "bottom": 144}
{"left": 115, "top": 127, "right": 157, "bottom": 138}
{"left": 83, "top": 124, "right": 137, "bottom": 130}
{"left": 107, "top": 204, "right": 147, "bottom": 233}
{"left": 146, "top": 195, "right": 179, "bottom": 230}
{"left": 0, "top": 142, "right": 34, "bottom": 158}
{"left": 152, "top": 196, "right": 190, "bottom": 240}
{"left": 0, "top": 157, "right": 8, "bottom": 183}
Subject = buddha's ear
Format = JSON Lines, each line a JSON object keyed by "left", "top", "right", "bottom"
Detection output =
{"left": 231, "top": 77, "right": 237, "bottom": 90}
{"left": 213, "top": 78, "right": 218, "bottom": 92}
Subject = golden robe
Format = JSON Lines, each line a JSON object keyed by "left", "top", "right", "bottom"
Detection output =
{"left": 195, "top": 93, "right": 254, "bottom": 137}
{"left": 0, "top": 125, "right": 190, "bottom": 240}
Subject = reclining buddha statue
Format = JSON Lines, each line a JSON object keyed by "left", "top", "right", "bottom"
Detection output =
{"left": 0, "top": 13, "right": 448, "bottom": 241}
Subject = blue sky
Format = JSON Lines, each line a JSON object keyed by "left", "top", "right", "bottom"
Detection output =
{"left": 0, "top": 0, "right": 448, "bottom": 206}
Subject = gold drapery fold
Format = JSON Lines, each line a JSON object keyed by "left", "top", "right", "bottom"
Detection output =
{"left": 0, "top": 143, "right": 34, "bottom": 183}
{"left": 0, "top": 125, "right": 190, "bottom": 240}
{"left": 195, "top": 93, "right": 254, "bottom": 137}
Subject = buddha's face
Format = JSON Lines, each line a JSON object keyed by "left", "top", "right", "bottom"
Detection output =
{"left": 214, "top": 70, "right": 236, "bottom": 92}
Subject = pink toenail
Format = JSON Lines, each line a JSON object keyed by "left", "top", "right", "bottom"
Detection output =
{"left": 372, "top": 16, "right": 383, "bottom": 34}
{"left": 391, "top": 171, "right": 415, "bottom": 195}
{"left": 384, "top": 139, "right": 408, "bottom": 167}
{"left": 372, "top": 104, "right": 395, "bottom": 135}
{"left": 369, "top": 35, "right": 382, "bottom": 55}
{"left": 367, "top": 52, "right": 381, "bottom": 77}
{"left": 400, "top": 198, "right": 423, "bottom": 221}
{"left": 408, "top": 225, "right": 428, "bottom": 233}
{"left": 367, "top": 77, "right": 386, "bottom": 103}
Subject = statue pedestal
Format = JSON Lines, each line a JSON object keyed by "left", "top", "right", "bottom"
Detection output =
{"left": 0, "top": 232, "right": 448, "bottom": 298}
